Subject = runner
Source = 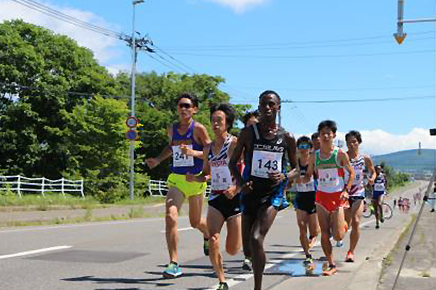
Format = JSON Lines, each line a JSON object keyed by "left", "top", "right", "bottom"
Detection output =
{"left": 145, "top": 93, "right": 210, "bottom": 278}
{"left": 343, "top": 130, "right": 376, "bottom": 262}
{"left": 243, "top": 110, "right": 260, "bottom": 127}
{"left": 373, "top": 165, "right": 387, "bottom": 229}
{"left": 241, "top": 110, "right": 259, "bottom": 271}
{"left": 229, "top": 90, "right": 298, "bottom": 290}
{"left": 186, "top": 103, "right": 241, "bottom": 290}
{"left": 311, "top": 132, "right": 321, "bottom": 151}
{"left": 294, "top": 136, "right": 319, "bottom": 264}
{"left": 303, "top": 120, "right": 355, "bottom": 276}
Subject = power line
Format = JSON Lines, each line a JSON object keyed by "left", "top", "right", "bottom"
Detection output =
{"left": 12, "top": 0, "right": 128, "bottom": 40}
{"left": 161, "top": 35, "right": 435, "bottom": 53}
{"left": 164, "top": 49, "right": 435, "bottom": 59}
{"left": 158, "top": 31, "right": 435, "bottom": 50}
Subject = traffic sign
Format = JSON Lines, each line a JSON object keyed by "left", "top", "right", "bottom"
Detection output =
{"left": 126, "top": 116, "right": 138, "bottom": 128}
{"left": 126, "top": 129, "right": 138, "bottom": 140}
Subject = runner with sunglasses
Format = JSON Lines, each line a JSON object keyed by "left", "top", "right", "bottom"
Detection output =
{"left": 294, "top": 136, "right": 319, "bottom": 265}
{"left": 146, "top": 93, "right": 211, "bottom": 278}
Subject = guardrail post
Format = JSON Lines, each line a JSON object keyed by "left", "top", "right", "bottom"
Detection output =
{"left": 61, "top": 177, "right": 65, "bottom": 197}
{"left": 80, "top": 179, "right": 84, "bottom": 198}
{"left": 17, "top": 175, "right": 22, "bottom": 198}
{"left": 41, "top": 177, "right": 45, "bottom": 197}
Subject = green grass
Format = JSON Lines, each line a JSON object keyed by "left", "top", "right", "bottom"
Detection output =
{"left": 0, "top": 192, "right": 166, "bottom": 211}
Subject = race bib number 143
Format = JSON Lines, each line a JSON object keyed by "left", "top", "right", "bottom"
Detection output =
{"left": 251, "top": 150, "right": 283, "bottom": 178}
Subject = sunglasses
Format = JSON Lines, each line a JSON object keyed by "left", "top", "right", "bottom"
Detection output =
{"left": 297, "top": 143, "right": 311, "bottom": 150}
{"left": 178, "top": 103, "right": 193, "bottom": 109}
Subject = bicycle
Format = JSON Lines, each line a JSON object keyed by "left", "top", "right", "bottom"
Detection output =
{"left": 362, "top": 199, "right": 393, "bottom": 219}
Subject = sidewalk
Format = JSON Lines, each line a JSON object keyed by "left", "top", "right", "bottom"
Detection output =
{"left": 0, "top": 202, "right": 167, "bottom": 226}
{"left": 378, "top": 203, "right": 436, "bottom": 290}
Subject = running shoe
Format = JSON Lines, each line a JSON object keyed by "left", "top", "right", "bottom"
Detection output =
{"left": 203, "top": 238, "right": 210, "bottom": 256}
{"left": 304, "top": 256, "right": 314, "bottom": 265}
{"left": 163, "top": 262, "right": 182, "bottom": 278}
{"left": 336, "top": 240, "right": 344, "bottom": 248}
{"left": 380, "top": 217, "right": 385, "bottom": 223}
{"left": 322, "top": 264, "right": 338, "bottom": 276}
{"left": 216, "top": 282, "right": 229, "bottom": 290}
{"left": 375, "top": 224, "right": 380, "bottom": 229}
{"left": 345, "top": 251, "right": 354, "bottom": 262}
{"left": 242, "top": 257, "right": 252, "bottom": 271}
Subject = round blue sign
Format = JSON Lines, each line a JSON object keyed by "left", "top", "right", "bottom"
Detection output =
{"left": 126, "top": 129, "right": 138, "bottom": 140}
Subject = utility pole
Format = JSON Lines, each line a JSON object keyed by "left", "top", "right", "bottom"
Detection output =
{"left": 127, "top": 0, "right": 154, "bottom": 200}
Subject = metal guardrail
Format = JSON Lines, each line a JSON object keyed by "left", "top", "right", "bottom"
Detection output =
{"left": 0, "top": 175, "right": 84, "bottom": 198}
{"left": 147, "top": 179, "right": 211, "bottom": 197}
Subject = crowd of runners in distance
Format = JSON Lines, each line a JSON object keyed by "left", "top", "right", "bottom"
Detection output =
{"left": 146, "top": 91, "right": 392, "bottom": 290}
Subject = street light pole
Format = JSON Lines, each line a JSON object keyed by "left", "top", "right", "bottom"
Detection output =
{"left": 129, "top": 0, "right": 144, "bottom": 200}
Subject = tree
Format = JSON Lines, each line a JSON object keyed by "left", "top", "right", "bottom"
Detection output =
{"left": 0, "top": 20, "right": 128, "bottom": 197}
{"left": 119, "top": 71, "right": 251, "bottom": 180}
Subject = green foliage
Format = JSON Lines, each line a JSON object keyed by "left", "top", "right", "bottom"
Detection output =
{"left": 0, "top": 20, "right": 252, "bottom": 201}
{"left": 380, "top": 164, "right": 410, "bottom": 190}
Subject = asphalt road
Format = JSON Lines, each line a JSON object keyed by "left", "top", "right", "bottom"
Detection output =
{"left": 0, "top": 182, "right": 424, "bottom": 290}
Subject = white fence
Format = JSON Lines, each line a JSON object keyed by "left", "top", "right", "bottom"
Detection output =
{"left": 147, "top": 179, "right": 211, "bottom": 197}
{"left": 0, "top": 175, "right": 84, "bottom": 198}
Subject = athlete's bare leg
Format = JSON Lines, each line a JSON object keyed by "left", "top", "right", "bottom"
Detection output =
{"left": 296, "top": 209, "right": 310, "bottom": 254}
{"left": 188, "top": 193, "right": 209, "bottom": 238}
{"left": 207, "top": 206, "right": 226, "bottom": 282}
{"left": 348, "top": 200, "right": 364, "bottom": 253}
{"left": 317, "top": 204, "right": 334, "bottom": 266}
{"left": 251, "top": 205, "right": 278, "bottom": 290}
{"left": 242, "top": 213, "right": 255, "bottom": 259}
{"left": 165, "top": 188, "right": 185, "bottom": 263}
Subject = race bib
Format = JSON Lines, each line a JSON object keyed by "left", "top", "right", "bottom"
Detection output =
{"left": 374, "top": 183, "right": 385, "bottom": 191}
{"left": 318, "top": 168, "right": 341, "bottom": 189}
{"left": 210, "top": 165, "right": 232, "bottom": 191}
{"left": 172, "top": 145, "right": 194, "bottom": 167}
{"left": 251, "top": 150, "right": 283, "bottom": 178}
{"left": 297, "top": 179, "right": 315, "bottom": 192}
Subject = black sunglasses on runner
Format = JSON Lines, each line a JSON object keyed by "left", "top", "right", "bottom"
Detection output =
{"left": 178, "top": 103, "right": 193, "bottom": 109}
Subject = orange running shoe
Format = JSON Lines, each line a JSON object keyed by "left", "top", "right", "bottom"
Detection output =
{"left": 322, "top": 264, "right": 338, "bottom": 276}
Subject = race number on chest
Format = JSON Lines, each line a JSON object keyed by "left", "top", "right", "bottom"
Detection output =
{"left": 251, "top": 150, "right": 283, "bottom": 178}
{"left": 172, "top": 145, "right": 194, "bottom": 167}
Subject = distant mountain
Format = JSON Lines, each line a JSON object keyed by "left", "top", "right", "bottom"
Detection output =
{"left": 372, "top": 149, "right": 435, "bottom": 173}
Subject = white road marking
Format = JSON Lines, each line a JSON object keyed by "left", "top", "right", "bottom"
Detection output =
{"left": 160, "top": 226, "right": 193, "bottom": 233}
{"left": 0, "top": 245, "right": 72, "bottom": 260}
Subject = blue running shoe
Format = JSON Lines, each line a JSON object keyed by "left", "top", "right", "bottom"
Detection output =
{"left": 336, "top": 240, "right": 344, "bottom": 248}
{"left": 163, "top": 262, "right": 182, "bottom": 278}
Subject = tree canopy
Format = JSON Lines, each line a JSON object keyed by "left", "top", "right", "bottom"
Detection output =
{"left": 0, "top": 20, "right": 251, "bottom": 201}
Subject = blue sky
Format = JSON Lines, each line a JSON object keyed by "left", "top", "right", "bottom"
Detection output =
{"left": 1, "top": 0, "right": 435, "bottom": 155}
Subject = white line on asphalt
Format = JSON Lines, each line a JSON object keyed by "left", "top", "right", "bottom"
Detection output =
{"left": 0, "top": 245, "right": 72, "bottom": 260}
{"left": 160, "top": 226, "right": 193, "bottom": 233}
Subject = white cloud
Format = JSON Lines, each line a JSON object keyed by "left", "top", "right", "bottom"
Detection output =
{"left": 0, "top": 0, "right": 127, "bottom": 68}
{"left": 298, "top": 128, "right": 436, "bottom": 156}
{"left": 359, "top": 128, "right": 436, "bottom": 156}
{"left": 202, "top": 0, "right": 270, "bottom": 13}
